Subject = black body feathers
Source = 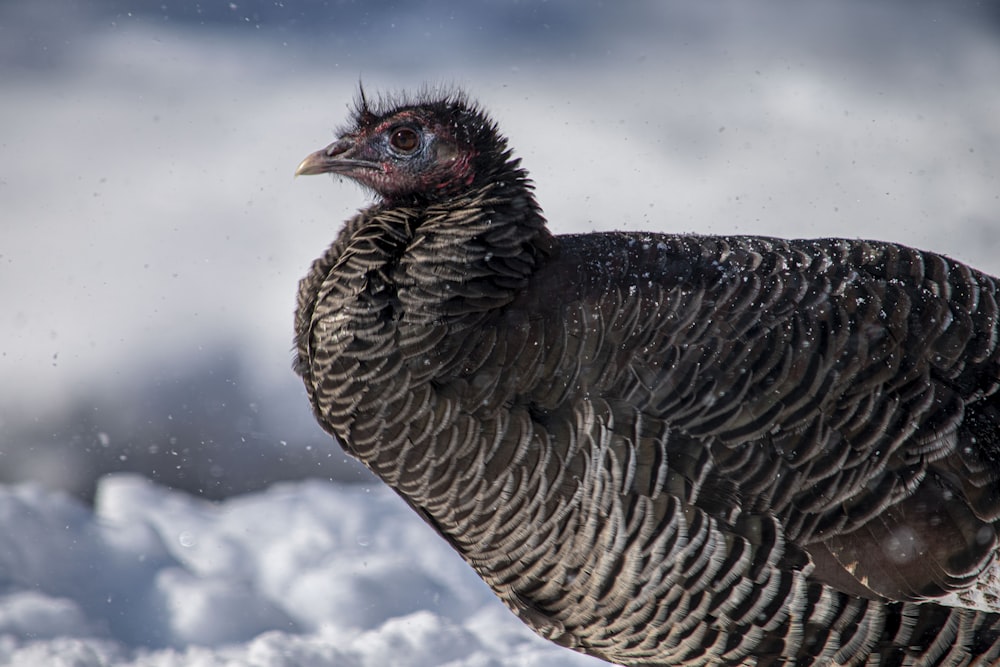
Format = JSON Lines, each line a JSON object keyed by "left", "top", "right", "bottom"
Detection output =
{"left": 294, "top": 89, "right": 1000, "bottom": 666}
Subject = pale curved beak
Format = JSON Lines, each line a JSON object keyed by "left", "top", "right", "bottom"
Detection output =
{"left": 294, "top": 149, "right": 334, "bottom": 177}
{"left": 294, "top": 137, "right": 377, "bottom": 177}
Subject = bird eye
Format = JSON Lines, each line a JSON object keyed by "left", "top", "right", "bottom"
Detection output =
{"left": 389, "top": 127, "right": 420, "bottom": 154}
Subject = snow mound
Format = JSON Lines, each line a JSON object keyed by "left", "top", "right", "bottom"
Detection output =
{"left": 0, "top": 476, "right": 602, "bottom": 667}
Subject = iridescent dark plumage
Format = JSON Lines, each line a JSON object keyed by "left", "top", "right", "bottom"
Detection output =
{"left": 293, "top": 88, "right": 1000, "bottom": 666}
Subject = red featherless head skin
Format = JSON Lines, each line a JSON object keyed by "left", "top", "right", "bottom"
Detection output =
{"left": 296, "top": 87, "right": 518, "bottom": 206}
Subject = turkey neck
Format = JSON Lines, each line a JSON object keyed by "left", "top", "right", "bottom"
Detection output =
{"left": 296, "top": 172, "right": 554, "bottom": 532}
{"left": 393, "top": 177, "right": 553, "bottom": 329}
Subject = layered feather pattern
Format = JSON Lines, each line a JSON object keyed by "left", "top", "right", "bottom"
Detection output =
{"left": 294, "top": 89, "right": 1000, "bottom": 666}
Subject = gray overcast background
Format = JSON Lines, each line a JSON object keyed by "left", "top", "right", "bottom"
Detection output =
{"left": 1, "top": 0, "right": 998, "bottom": 501}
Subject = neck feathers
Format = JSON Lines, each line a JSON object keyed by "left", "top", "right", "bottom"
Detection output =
{"left": 294, "top": 162, "right": 554, "bottom": 383}
{"left": 395, "top": 170, "right": 554, "bottom": 326}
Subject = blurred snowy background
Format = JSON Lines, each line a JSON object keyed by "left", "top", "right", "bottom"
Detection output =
{"left": 0, "top": 0, "right": 999, "bottom": 665}
{"left": 2, "top": 0, "right": 1000, "bottom": 500}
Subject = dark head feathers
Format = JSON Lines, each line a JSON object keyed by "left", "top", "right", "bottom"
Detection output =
{"left": 343, "top": 85, "right": 512, "bottom": 164}
{"left": 348, "top": 84, "right": 477, "bottom": 128}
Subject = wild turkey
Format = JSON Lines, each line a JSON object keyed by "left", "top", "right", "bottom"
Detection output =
{"left": 293, "top": 88, "right": 1000, "bottom": 666}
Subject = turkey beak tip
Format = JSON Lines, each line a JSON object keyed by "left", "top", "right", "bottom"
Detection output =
{"left": 295, "top": 138, "right": 366, "bottom": 178}
{"left": 295, "top": 148, "right": 336, "bottom": 177}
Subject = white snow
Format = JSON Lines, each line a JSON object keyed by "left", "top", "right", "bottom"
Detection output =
{"left": 0, "top": 475, "right": 604, "bottom": 667}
